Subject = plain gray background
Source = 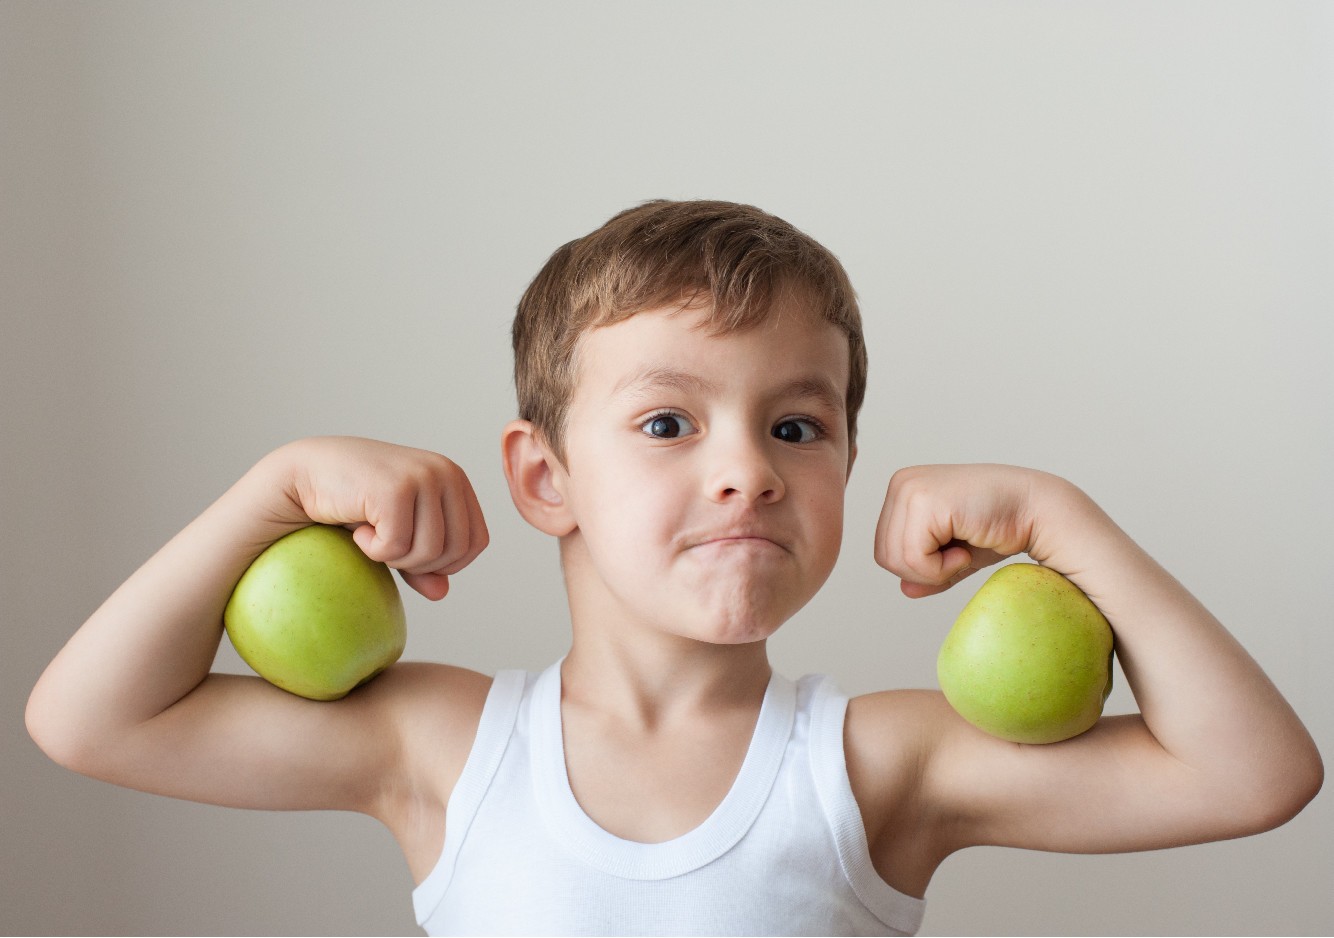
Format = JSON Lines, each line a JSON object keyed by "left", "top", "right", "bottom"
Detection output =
{"left": 3, "top": 1, "right": 1331, "bottom": 934}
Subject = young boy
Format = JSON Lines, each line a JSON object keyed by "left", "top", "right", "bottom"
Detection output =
{"left": 27, "top": 200, "right": 1322, "bottom": 936}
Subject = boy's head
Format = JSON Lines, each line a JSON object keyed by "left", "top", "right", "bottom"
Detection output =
{"left": 512, "top": 200, "right": 866, "bottom": 464}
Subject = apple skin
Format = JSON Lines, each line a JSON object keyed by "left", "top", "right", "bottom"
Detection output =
{"left": 937, "top": 562, "right": 1114, "bottom": 744}
{"left": 224, "top": 524, "right": 407, "bottom": 701}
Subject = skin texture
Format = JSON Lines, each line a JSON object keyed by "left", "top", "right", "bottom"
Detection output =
{"left": 25, "top": 298, "right": 1323, "bottom": 906}
{"left": 550, "top": 305, "right": 853, "bottom": 650}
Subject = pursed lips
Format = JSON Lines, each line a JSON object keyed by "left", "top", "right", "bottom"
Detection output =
{"left": 688, "top": 531, "right": 788, "bottom": 552}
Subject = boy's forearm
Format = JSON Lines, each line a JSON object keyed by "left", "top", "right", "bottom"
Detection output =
{"left": 26, "top": 446, "right": 309, "bottom": 763}
{"left": 1033, "top": 478, "right": 1322, "bottom": 808}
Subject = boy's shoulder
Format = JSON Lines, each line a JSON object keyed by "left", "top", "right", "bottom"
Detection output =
{"left": 846, "top": 686, "right": 950, "bottom": 718}
{"left": 843, "top": 689, "right": 952, "bottom": 813}
{"left": 842, "top": 687, "right": 1001, "bottom": 828}
{"left": 374, "top": 660, "right": 493, "bottom": 736}
{"left": 363, "top": 661, "right": 494, "bottom": 792}
{"left": 841, "top": 689, "right": 958, "bottom": 898}
{"left": 843, "top": 688, "right": 952, "bottom": 799}
{"left": 363, "top": 662, "right": 493, "bottom": 880}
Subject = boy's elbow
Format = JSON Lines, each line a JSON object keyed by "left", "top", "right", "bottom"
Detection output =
{"left": 26, "top": 685, "right": 66, "bottom": 766}
{"left": 1278, "top": 743, "right": 1324, "bottom": 825}
{"left": 1234, "top": 740, "right": 1324, "bottom": 836}
{"left": 25, "top": 681, "right": 96, "bottom": 776}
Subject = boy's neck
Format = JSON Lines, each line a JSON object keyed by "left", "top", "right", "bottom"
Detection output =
{"left": 559, "top": 629, "right": 772, "bottom": 730}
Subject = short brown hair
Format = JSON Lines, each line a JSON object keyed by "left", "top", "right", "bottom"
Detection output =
{"left": 512, "top": 199, "right": 866, "bottom": 461}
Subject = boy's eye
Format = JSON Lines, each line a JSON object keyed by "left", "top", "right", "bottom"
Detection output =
{"left": 772, "top": 418, "right": 822, "bottom": 444}
{"left": 641, "top": 412, "right": 697, "bottom": 439}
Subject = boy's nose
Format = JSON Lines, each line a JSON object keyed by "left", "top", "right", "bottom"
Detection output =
{"left": 705, "top": 433, "right": 785, "bottom": 504}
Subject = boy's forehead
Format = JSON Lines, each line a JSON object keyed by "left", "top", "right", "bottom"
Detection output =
{"left": 572, "top": 305, "right": 849, "bottom": 401}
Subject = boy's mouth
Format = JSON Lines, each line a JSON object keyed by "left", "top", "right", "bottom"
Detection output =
{"left": 689, "top": 529, "right": 788, "bottom": 552}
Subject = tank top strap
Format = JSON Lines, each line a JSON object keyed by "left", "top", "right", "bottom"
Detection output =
{"left": 412, "top": 669, "right": 528, "bottom": 925}
{"left": 807, "top": 677, "right": 926, "bottom": 933}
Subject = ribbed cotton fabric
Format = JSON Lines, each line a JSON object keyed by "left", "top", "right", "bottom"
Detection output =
{"left": 412, "top": 660, "right": 925, "bottom": 936}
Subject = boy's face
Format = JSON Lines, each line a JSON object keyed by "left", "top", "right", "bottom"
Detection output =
{"left": 553, "top": 301, "right": 854, "bottom": 647}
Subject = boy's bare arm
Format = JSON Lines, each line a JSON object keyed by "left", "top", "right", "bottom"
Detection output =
{"left": 859, "top": 465, "right": 1322, "bottom": 862}
{"left": 25, "top": 436, "right": 489, "bottom": 818}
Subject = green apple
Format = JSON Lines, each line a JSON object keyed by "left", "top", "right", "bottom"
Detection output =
{"left": 224, "top": 524, "right": 406, "bottom": 701}
{"left": 937, "top": 562, "right": 1114, "bottom": 744}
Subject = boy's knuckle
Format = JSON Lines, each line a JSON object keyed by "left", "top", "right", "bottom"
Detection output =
{"left": 889, "top": 467, "right": 926, "bottom": 500}
{"left": 426, "top": 452, "right": 461, "bottom": 478}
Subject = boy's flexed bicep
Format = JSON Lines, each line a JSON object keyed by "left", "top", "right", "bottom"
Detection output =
{"left": 844, "top": 690, "right": 1204, "bottom": 897}
{"left": 907, "top": 695, "right": 1233, "bottom": 856}
{"left": 92, "top": 662, "right": 490, "bottom": 816}
{"left": 27, "top": 436, "right": 490, "bottom": 820}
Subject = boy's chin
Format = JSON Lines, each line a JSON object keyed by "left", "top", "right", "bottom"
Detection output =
{"left": 676, "top": 613, "right": 789, "bottom": 647}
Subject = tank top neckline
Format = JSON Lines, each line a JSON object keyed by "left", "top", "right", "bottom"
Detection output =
{"left": 529, "top": 657, "right": 798, "bottom": 881}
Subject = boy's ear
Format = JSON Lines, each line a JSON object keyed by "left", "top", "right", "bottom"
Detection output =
{"left": 847, "top": 443, "right": 858, "bottom": 482}
{"left": 501, "top": 419, "right": 576, "bottom": 537}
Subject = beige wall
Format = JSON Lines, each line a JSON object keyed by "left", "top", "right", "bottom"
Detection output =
{"left": 3, "top": 2, "right": 1331, "bottom": 934}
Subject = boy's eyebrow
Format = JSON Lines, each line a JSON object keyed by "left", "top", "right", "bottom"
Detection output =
{"left": 781, "top": 374, "right": 846, "bottom": 414}
{"left": 613, "top": 366, "right": 717, "bottom": 399}
{"left": 612, "top": 366, "right": 845, "bottom": 413}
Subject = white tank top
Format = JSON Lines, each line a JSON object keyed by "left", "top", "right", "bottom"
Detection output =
{"left": 412, "top": 660, "right": 925, "bottom": 936}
